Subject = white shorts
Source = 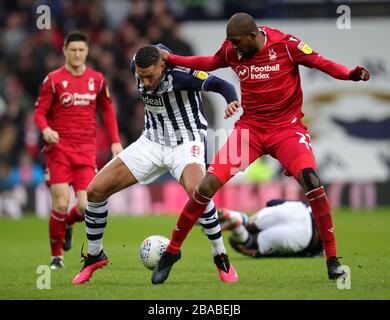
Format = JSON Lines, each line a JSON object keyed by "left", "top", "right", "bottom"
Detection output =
{"left": 250, "top": 201, "right": 313, "bottom": 256}
{"left": 118, "top": 135, "right": 206, "bottom": 185}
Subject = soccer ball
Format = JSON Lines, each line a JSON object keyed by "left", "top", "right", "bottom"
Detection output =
{"left": 139, "top": 235, "right": 170, "bottom": 270}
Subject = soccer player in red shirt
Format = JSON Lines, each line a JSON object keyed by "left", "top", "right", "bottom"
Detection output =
{"left": 34, "top": 31, "right": 122, "bottom": 269}
{"left": 152, "top": 13, "right": 370, "bottom": 284}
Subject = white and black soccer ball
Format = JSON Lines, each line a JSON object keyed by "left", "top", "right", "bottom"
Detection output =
{"left": 139, "top": 235, "right": 170, "bottom": 270}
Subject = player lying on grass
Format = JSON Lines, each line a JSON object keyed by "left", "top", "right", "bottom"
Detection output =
{"left": 72, "top": 44, "right": 239, "bottom": 285}
{"left": 152, "top": 12, "right": 370, "bottom": 284}
{"left": 219, "top": 199, "right": 324, "bottom": 258}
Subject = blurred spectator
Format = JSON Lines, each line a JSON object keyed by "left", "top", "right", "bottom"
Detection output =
{"left": 2, "top": 12, "right": 28, "bottom": 56}
{"left": 0, "top": 0, "right": 199, "bottom": 189}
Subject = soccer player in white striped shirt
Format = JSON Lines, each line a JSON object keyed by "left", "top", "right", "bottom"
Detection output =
{"left": 73, "top": 44, "right": 240, "bottom": 284}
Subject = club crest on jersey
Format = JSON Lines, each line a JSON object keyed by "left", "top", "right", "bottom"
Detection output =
{"left": 60, "top": 92, "right": 73, "bottom": 107}
{"left": 191, "top": 145, "right": 201, "bottom": 157}
{"left": 61, "top": 80, "right": 68, "bottom": 88}
{"left": 298, "top": 41, "right": 313, "bottom": 54}
{"left": 268, "top": 49, "right": 277, "bottom": 61}
{"left": 158, "top": 80, "right": 169, "bottom": 92}
{"left": 88, "top": 78, "right": 95, "bottom": 91}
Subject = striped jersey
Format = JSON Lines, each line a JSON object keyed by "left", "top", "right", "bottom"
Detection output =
{"left": 135, "top": 65, "right": 213, "bottom": 146}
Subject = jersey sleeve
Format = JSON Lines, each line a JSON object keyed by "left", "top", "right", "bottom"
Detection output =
{"left": 203, "top": 75, "right": 238, "bottom": 104}
{"left": 166, "top": 40, "right": 230, "bottom": 71}
{"left": 172, "top": 68, "right": 211, "bottom": 91}
{"left": 97, "top": 78, "right": 120, "bottom": 143}
{"left": 285, "top": 36, "right": 351, "bottom": 80}
{"left": 33, "top": 75, "right": 55, "bottom": 131}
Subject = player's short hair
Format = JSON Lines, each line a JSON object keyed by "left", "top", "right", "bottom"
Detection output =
{"left": 64, "top": 31, "right": 89, "bottom": 47}
{"left": 135, "top": 45, "right": 161, "bottom": 69}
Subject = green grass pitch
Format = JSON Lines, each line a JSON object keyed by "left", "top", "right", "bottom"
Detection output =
{"left": 1, "top": 208, "right": 390, "bottom": 300}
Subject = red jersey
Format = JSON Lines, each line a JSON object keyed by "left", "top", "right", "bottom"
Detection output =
{"left": 34, "top": 65, "right": 120, "bottom": 153}
{"left": 167, "top": 26, "right": 352, "bottom": 127}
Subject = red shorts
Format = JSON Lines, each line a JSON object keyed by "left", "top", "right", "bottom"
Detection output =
{"left": 44, "top": 146, "right": 97, "bottom": 192}
{"left": 208, "top": 120, "right": 317, "bottom": 185}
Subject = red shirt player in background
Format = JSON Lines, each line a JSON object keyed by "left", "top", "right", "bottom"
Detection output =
{"left": 34, "top": 31, "right": 122, "bottom": 269}
{"left": 151, "top": 13, "right": 370, "bottom": 284}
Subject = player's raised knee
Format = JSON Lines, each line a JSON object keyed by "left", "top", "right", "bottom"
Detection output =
{"left": 86, "top": 181, "right": 107, "bottom": 202}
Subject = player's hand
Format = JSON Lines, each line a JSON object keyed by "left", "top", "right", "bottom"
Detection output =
{"left": 349, "top": 66, "right": 370, "bottom": 81}
{"left": 111, "top": 142, "right": 123, "bottom": 157}
{"left": 158, "top": 48, "right": 170, "bottom": 61}
{"left": 224, "top": 101, "right": 241, "bottom": 119}
{"left": 42, "top": 127, "right": 59, "bottom": 144}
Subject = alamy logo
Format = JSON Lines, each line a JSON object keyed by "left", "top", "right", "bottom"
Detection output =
{"left": 36, "top": 265, "right": 51, "bottom": 289}
{"left": 36, "top": 5, "right": 51, "bottom": 30}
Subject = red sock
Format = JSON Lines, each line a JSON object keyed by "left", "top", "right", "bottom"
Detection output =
{"left": 65, "top": 205, "right": 84, "bottom": 226}
{"left": 306, "top": 186, "right": 337, "bottom": 260}
{"left": 166, "top": 190, "right": 211, "bottom": 254}
{"left": 49, "top": 210, "right": 66, "bottom": 256}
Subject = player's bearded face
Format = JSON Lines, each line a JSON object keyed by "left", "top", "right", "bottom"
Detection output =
{"left": 228, "top": 34, "right": 258, "bottom": 59}
{"left": 136, "top": 60, "right": 165, "bottom": 91}
{"left": 63, "top": 41, "right": 88, "bottom": 68}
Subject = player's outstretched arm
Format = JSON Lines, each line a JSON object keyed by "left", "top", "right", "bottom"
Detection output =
{"left": 202, "top": 75, "right": 241, "bottom": 119}
{"left": 159, "top": 49, "right": 228, "bottom": 71}
{"left": 285, "top": 37, "right": 370, "bottom": 81}
{"left": 349, "top": 65, "right": 370, "bottom": 81}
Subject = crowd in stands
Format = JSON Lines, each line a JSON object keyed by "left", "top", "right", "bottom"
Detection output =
{"left": 0, "top": 0, "right": 197, "bottom": 199}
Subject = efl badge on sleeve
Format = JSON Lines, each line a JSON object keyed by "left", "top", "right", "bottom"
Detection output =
{"left": 298, "top": 41, "right": 313, "bottom": 54}
{"left": 193, "top": 70, "right": 209, "bottom": 80}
